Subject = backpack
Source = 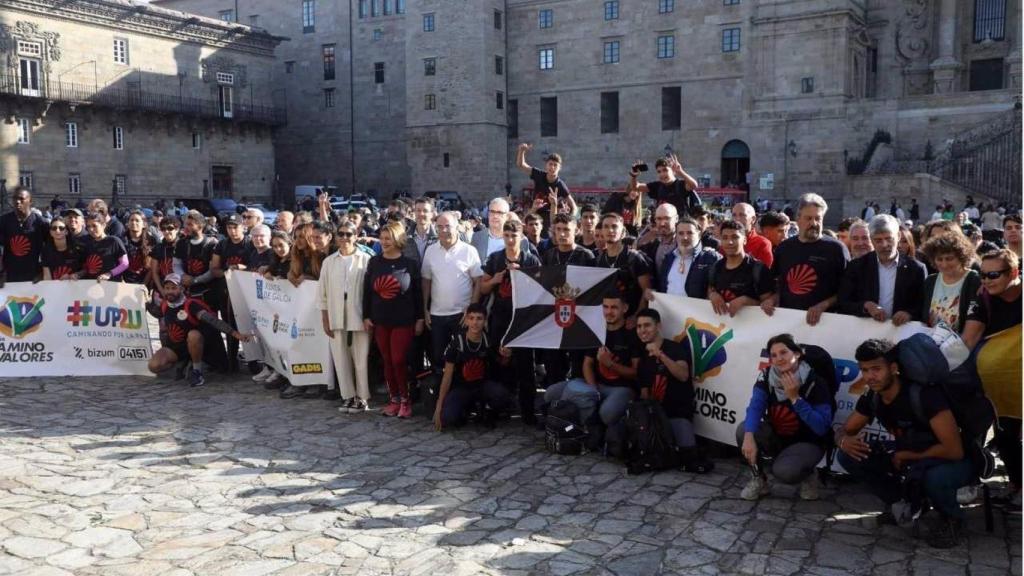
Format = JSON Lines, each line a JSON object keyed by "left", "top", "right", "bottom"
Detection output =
{"left": 892, "top": 333, "right": 996, "bottom": 479}
{"left": 800, "top": 344, "right": 839, "bottom": 416}
{"left": 623, "top": 399, "right": 679, "bottom": 475}
{"left": 545, "top": 400, "right": 588, "bottom": 455}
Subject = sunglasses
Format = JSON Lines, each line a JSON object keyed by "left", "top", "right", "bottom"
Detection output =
{"left": 51, "top": 226, "right": 66, "bottom": 231}
{"left": 981, "top": 269, "right": 1011, "bottom": 280}
{"left": 160, "top": 226, "right": 177, "bottom": 231}
{"left": 337, "top": 232, "right": 354, "bottom": 238}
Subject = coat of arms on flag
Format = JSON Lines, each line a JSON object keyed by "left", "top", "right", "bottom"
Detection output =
{"left": 502, "top": 265, "right": 617, "bottom": 350}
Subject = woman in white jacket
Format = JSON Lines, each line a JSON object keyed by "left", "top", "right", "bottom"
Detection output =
{"left": 319, "top": 221, "right": 372, "bottom": 412}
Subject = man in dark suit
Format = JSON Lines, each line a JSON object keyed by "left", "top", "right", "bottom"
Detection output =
{"left": 655, "top": 217, "right": 720, "bottom": 298}
{"left": 838, "top": 214, "right": 926, "bottom": 325}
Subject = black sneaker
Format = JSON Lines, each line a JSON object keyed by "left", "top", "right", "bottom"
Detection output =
{"left": 188, "top": 368, "right": 205, "bottom": 388}
{"left": 175, "top": 361, "right": 188, "bottom": 381}
{"left": 279, "top": 384, "right": 303, "bottom": 399}
{"left": 302, "top": 385, "right": 325, "bottom": 399}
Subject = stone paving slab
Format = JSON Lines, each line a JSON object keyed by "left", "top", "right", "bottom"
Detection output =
{"left": 0, "top": 375, "right": 1019, "bottom": 576}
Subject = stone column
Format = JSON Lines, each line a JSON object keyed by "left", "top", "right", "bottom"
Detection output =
{"left": 930, "top": 0, "right": 962, "bottom": 93}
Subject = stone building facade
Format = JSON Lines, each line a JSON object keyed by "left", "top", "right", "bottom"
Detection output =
{"left": 156, "top": 0, "right": 1020, "bottom": 216}
{"left": 0, "top": 0, "right": 284, "bottom": 206}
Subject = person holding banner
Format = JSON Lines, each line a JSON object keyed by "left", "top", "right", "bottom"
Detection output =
{"left": 707, "top": 220, "right": 773, "bottom": 317}
{"left": 177, "top": 211, "right": 219, "bottom": 305}
{"left": 319, "top": 221, "right": 372, "bottom": 411}
{"left": 761, "top": 194, "right": 848, "bottom": 326}
{"left": 0, "top": 186, "right": 48, "bottom": 285}
{"left": 364, "top": 220, "right": 423, "bottom": 418}
{"left": 212, "top": 214, "right": 253, "bottom": 374}
{"left": 148, "top": 273, "right": 251, "bottom": 387}
{"left": 246, "top": 225, "right": 274, "bottom": 273}
{"left": 654, "top": 216, "right": 720, "bottom": 299}
{"left": 251, "top": 231, "right": 293, "bottom": 388}
{"left": 737, "top": 334, "right": 833, "bottom": 501}
{"left": 41, "top": 216, "right": 83, "bottom": 281}
{"left": 149, "top": 216, "right": 185, "bottom": 292}
{"left": 82, "top": 212, "right": 128, "bottom": 281}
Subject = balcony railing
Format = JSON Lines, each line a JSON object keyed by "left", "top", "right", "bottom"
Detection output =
{"left": 0, "top": 73, "right": 286, "bottom": 126}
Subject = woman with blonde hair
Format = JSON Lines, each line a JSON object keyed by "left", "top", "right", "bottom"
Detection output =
{"left": 288, "top": 222, "right": 322, "bottom": 286}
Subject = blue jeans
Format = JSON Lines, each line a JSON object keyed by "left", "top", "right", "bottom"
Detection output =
{"left": 544, "top": 379, "right": 634, "bottom": 426}
{"left": 837, "top": 447, "right": 974, "bottom": 520}
{"left": 429, "top": 314, "right": 463, "bottom": 377}
{"left": 440, "top": 380, "right": 511, "bottom": 428}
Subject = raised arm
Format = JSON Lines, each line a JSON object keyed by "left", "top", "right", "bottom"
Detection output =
{"left": 515, "top": 143, "right": 534, "bottom": 175}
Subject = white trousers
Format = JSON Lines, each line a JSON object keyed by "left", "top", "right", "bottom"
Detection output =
{"left": 329, "top": 330, "right": 370, "bottom": 400}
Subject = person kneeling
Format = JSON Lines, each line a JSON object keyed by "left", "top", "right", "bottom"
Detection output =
{"left": 836, "top": 338, "right": 972, "bottom": 549}
{"left": 433, "top": 304, "right": 512, "bottom": 431}
{"left": 147, "top": 273, "right": 252, "bottom": 387}
{"left": 635, "top": 309, "right": 713, "bottom": 473}
{"left": 737, "top": 334, "right": 833, "bottom": 501}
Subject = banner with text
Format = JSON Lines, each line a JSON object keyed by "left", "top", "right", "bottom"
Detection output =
{"left": 0, "top": 280, "right": 152, "bottom": 376}
{"left": 226, "top": 270, "right": 335, "bottom": 387}
{"left": 650, "top": 293, "right": 926, "bottom": 446}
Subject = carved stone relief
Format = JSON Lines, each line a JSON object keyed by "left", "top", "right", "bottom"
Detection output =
{"left": 895, "top": 0, "right": 931, "bottom": 63}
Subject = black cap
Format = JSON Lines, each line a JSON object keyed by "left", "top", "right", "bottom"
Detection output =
{"left": 223, "top": 214, "right": 243, "bottom": 226}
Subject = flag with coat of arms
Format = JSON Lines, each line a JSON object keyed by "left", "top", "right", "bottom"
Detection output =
{"left": 502, "top": 265, "right": 617, "bottom": 349}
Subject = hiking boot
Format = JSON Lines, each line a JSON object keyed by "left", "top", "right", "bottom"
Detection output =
{"left": 381, "top": 399, "right": 401, "bottom": 417}
{"left": 925, "top": 515, "right": 963, "bottom": 549}
{"left": 741, "top": 474, "right": 770, "bottom": 501}
{"left": 188, "top": 368, "right": 205, "bottom": 388}
{"left": 398, "top": 399, "right": 413, "bottom": 419}
{"left": 799, "top": 473, "right": 820, "bottom": 501}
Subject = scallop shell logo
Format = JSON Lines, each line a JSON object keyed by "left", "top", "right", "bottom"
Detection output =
{"left": 768, "top": 404, "right": 800, "bottom": 436}
{"left": 167, "top": 323, "right": 187, "bottom": 343}
{"left": 84, "top": 254, "right": 103, "bottom": 276}
{"left": 785, "top": 264, "right": 818, "bottom": 296}
{"left": 373, "top": 275, "right": 400, "bottom": 300}
{"left": 8, "top": 235, "right": 30, "bottom": 257}
{"left": 461, "top": 357, "right": 486, "bottom": 382}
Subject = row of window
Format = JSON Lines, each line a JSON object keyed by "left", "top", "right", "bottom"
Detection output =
{"left": 536, "top": 0, "right": 739, "bottom": 28}
{"left": 505, "top": 87, "right": 684, "bottom": 138}
{"left": 16, "top": 119, "right": 205, "bottom": 150}
{"left": 357, "top": 0, "right": 407, "bottom": 18}
{"left": 537, "top": 30, "right": 740, "bottom": 70}
{"left": 17, "top": 172, "right": 127, "bottom": 196}
{"left": 422, "top": 10, "right": 502, "bottom": 32}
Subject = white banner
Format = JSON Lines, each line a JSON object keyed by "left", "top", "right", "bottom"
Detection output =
{"left": 650, "top": 293, "right": 926, "bottom": 446}
{"left": 0, "top": 280, "right": 152, "bottom": 376}
{"left": 226, "top": 270, "right": 334, "bottom": 387}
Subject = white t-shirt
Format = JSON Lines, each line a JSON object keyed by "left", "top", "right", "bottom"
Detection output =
{"left": 929, "top": 274, "right": 966, "bottom": 328}
{"left": 421, "top": 240, "right": 483, "bottom": 316}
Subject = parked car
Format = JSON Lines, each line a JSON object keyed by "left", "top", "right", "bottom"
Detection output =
{"left": 175, "top": 198, "right": 239, "bottom": 222}
{"left": 243, "top": 203, "right": 278, "bottom": 226}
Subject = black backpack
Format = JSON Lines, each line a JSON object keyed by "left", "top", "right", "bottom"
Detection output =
{"left": 545, "top": 400, "right": 588, "bottom": 455}
{"left": 800, "top": 344, "right": 839, "bottom": 416}
{"left": 623, "top": 400, "right": 679, "bottom": 475}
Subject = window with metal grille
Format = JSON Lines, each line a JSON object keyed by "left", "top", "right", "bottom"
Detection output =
{"left": 604, "top": 40, "right": 620, "bottom": 64}
{"left": 443, "top": 153, "right": 450, "bottom": 167}
{"left": 495, "top": 56, "right": 504, "bottom": 75}
{"left": 302, "top": 0, "right": 315, "bottom": 33}
{"left": 539, "top": 9, "right": 553, "bottom": 29}
{"left": 425, "top": 93, "right": 436, "bottom": 110}
{"left": 192, "top": 132, "right": 202, "bottom": 149}
{"left": 113, "top": 126, "right": 123, "bottom": 150}
{"left": 540, "top": 97, "right": 558, "bottom": 137}
{"left": 659, "top": 0, "right": 674, "bottom": 14}
{"left": 495, "top": 10, "right": 503, "bottom": 29}
{"left": 424, "top": 58, "right": 436, "bottom": 76}
{"left": 801, "top": 77, "right": 814, "bottom": 93}
{"left": 722, "top": 28, "right": 741, "bottom": 52}
{"left": 68, "top": 173, "right": 81, "bottom": 195}
{"left": 66, "top": 122, "right": 78, "bottom": 148}
{"left": 657, "top": 35, "right": 674, "bottom": 59}
{"left": 371, "top": 0, "right": 380, "bottom": 17}
{"left": 19, "top": 171, "right": 32, "bottom": 190}
{"left": 374, "top": 62, "right": 385, "bottom": 83}
{"left": 216, "top": 72, "right": 235, "bottom": 84}
{"left": 661, "top": 87, "right": 681, "bottom": 130}
{"left": 359, "top": 0, "right": 367, "bottom": 18}
{"left": 17, "top": 118, "right": 29, "bottom": 144}
{"left": 114, "top": 174, "right": 127, "bottom": 196}
{"left": 113, "top": 38, "right": 129, "bottom": 65}
{"left": 539, "top": 48, "right": 554, "bottom": 70}
{"left": 496, "top": 91, "right": 504, "bottom": 110}
{"left": 605, "top": 1, "right": 619, "bottom": 20}
{"left": 323, "top": 45, "right": 336, "bottom": 80}
{"left": 17, "top": 41, "right": 41, "bottom": 57}
{"left": 423, "top": 13, "right": 435, "bottom": 32}
{"left": 974, "top": 0, "right": 1006, "bottom": 42}
{"left": 601, "top": 92, "right": 619, "bottom": 134}
{"left": 396, "top": 0, "right": 405, "bottom": 14}
{"left": 383, "top": 0, "right": 391, "bottom": 16}
{"left": 324, "top": 88, "right": 335, "bottom": 108}
{"left": 508, "top": 99, "right": 518, "bottom": 138}
{"left": 724, "top": 0, "right": 740, "bottom": 5}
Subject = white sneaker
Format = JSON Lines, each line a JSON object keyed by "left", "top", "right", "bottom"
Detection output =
{"left": 264, "top": 372, "right": 285, "bottom": 385}
{"left": 956, "top": 484, "right": 981, "bottom": 505}
{"left": 799, "top": 473, "right": 820, "bottom": 501}
{"left": 741, "top": 474, "right": 770, "bottom": 501}
{"left": 252, "top": 365, "right": 273, "bottom": 382}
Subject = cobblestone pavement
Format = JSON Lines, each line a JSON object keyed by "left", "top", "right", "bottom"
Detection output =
{"left": 0, "top": 375, "right": 1019, "bottom": 576}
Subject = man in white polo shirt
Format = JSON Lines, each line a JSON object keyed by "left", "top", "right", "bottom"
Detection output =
{"left": 422, "top": 211, "right": 483, "bottom": 378}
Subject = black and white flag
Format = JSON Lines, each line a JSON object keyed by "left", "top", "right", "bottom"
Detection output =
{"left": 503, "top": 265, "right": 617, "bottom": 350}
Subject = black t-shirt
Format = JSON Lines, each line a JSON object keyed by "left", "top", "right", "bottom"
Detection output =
{"left": 0, "top": 211, "right": 48, "bottom": 282}
{"left": 123, "top": 233, "right": 157, "bottom": 284}
{"left": 596, "top": 247, "right": 651, "bottom": 316}
{"left": 771, "top": 236, "right": 848, "bottom": 310}
{"left": 105, "top": 218, "right": 126, "bottom": 240}
{"left": 966, "top": 290, "right": 1022, "bottom": 336}
{"left": 647, "top": 180, "right": 700, "bottom": 217}
{"left": 162, "top": 298, "right": 212, "bottom": 346}
{"left": 152, "top": 238, "right": 184, "bottom": 281}
{"left": 711, "top": 255, "right": 773, "bottom": 302}
{"left": 530, "top": 167, "right": 570, "bottom": 229}
{"left": 855, "top": 384, "right": 950, "bottom": 452}
{"left": 214, "top": 237, "right": 253, "bottom": 270}
{"left": 82, "top": 236, "right": 127, "bottom": 279}
{"left": 246, "top": 248, "right": 274, "bottom": 271}
{"left": 484, "top": 249, "right": 542, "bottom": 333}
{"left": 585, "top": 326, "right": 641, "bottom": 388}
{"left": 541, "top": 245, "right": 596, "bottom": 268}
{"left": 40, "top": 243, "right": 83, "bottom": 280}
{"left": 364, "top": 254, "right": 422, "bottom": 326}
{"left": 444, "top": 334, "right": 493, "bottom": 389}
{"left": 268, "top": 256, "right": 291, "bottom": 278}
{"left": 603, "top": 193, "right": 639, "bottom": 229}
{"left": 639, "top": 338, "right": 693, "bottom": 419}
{"left": 176, "top": 237, "right": 218, "bottom": 294}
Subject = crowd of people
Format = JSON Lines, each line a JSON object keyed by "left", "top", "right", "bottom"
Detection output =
{"left": 0, "top": 147, "right": 1020, "bottom": 549}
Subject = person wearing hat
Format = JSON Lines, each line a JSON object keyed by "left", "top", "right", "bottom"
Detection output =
{"left": 211, "top": 213, "right": 253, "bottom": 373}
{"left": 62, "top": 208, "right": 90, "bottom": 246}
{"left": 147, "top": 273, "right": 250, "bottom": 387}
